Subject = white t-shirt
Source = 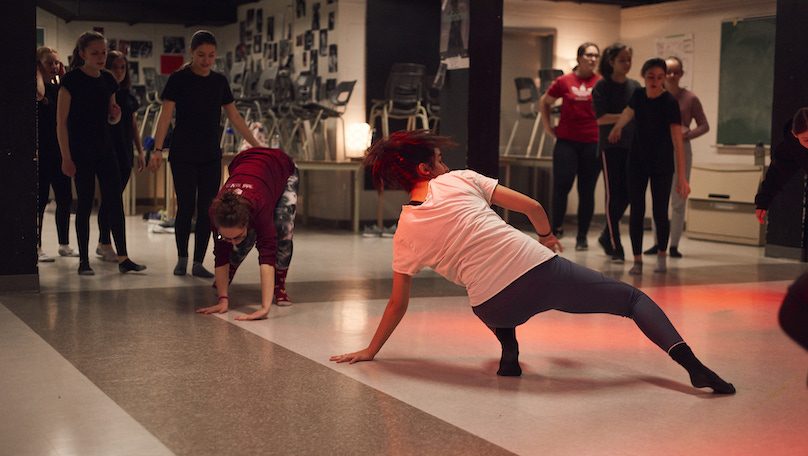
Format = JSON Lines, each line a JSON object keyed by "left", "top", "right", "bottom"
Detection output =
{"left": 393, "top": 170, "right": 557, "bottom": 306}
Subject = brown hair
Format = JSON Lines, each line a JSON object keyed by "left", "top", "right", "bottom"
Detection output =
{"left": 36, "top": 46, "right": 57, "bottom": 64}
{"left": 792, "top": 107, "right": 808, "bottom": 135}
{"left": 211, "top": 191, "right": 252, "bottom": 228}
{"left": 598, "top": 43, "right": 631, "bottom": 80}
{"left": 106, "top": 50, "right": 131, "bottom": 89}
{"left": 70, "top": 31, "right": 105, "bottom": 70}
{"left": 364, "top": 130, "right": 457, "bottom": 192}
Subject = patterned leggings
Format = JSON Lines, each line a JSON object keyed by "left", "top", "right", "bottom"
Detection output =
{"left": 227, "top": 168, "right": 299, "bottom": 282}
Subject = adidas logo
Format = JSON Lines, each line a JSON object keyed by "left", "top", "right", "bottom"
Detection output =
{"left": 571, "top": 83, "right": 592, "bottom": 100}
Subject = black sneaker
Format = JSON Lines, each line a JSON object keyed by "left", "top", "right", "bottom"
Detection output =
{"left": 611, "top": 247, "right": 625, "bottom": 263}
{"left": 597, "top": 232, "right": 614, "bottom": 256}
{"left": 78, "top": 262, "right": 95, "bottom": 276}
{"left": 643, "top": 245, "right": 659, "bottom": 256}
{"left": 575, "top": 237, "right": 588, "bottom": 251}
{"left": 670, "top": 246, "right": 683, "bottom": 258}
{"left": 553, "top": 228, "right": 564, "bottom": 239}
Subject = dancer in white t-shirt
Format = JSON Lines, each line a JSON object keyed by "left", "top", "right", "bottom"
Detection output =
{"left": 330, "top": 130, "right": 735, "bottom": 394}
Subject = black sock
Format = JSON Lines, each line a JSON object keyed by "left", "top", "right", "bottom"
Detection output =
{"left": 669, "top": 343, "right": 735, "bottom": 394}
{"left": 119, "top": 258, "right": 146, "bottom": 273}
{"left": 493, "top": 327, "right": 522, "bottom": 376}
{"left": 174, "top": 257, "right": 188, "bottom": 276}
{"left": 192, "top": 262, "right": 214, "bottom": 278}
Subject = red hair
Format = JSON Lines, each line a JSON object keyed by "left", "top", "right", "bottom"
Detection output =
{"left": 363, "top": 130, "right": 456, "bottom": 192}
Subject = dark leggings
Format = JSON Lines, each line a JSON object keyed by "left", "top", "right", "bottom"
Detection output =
{"left": 780, "top": 272, "right": 808, "bottom": 351}
{"left": 226, "top": 169, "right": 299, "bottom": 281}
{"left": 74, "top": 155, "right": 127, "bottom": 262}
{"left": 38, "top": 153, "right": 72, "bottom": 246}
{"left": 170, "top": 160, "right": 222, "bottom": 263}
{"left": 552, "top": 139, "right": 600, "bottom": 238}
{"left": 98, "top": 160, "right": 132, "bottom": 245}
{"left": 628, "top": 167, "right": 673, "bottom": 256}
{"left": 473, "top": 256, "right": 684, "bottom": 351}
{"left": 600, "top": 147, "right": 630, "bottom": 252}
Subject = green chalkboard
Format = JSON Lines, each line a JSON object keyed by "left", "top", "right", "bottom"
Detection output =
{"left": 717, "top": 17, "right": 775, "bottom": 145}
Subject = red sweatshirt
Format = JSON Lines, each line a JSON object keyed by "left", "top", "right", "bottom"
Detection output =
{"left": 210, "top": 147, "right": 295, "bottom": 267}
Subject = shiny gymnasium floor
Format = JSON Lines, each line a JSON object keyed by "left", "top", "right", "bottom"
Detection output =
{"left": 2, "top": 212, "right": 807, "bottom": 456}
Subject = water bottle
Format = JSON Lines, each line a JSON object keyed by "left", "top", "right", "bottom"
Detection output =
{"left": 270, "top": 133, "right": 281, "bottom": 149}
{"left": 225, "top": 127, "right": 236, "bottom": 154}
{"left": 754, "top": 142, "right": 765, "bottom": 167}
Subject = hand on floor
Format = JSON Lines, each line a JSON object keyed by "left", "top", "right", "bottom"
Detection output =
{"left": 330, "top": 348, "right": 375, "bottom": 364}
{"left": 196, "top": 302, "right": 228, "bottom": 315}
{"left": 235, "top": 308, "right": 269, "bottom": 321}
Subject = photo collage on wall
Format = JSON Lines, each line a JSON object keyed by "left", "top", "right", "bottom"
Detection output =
{"left": 237, "top": 0, "right": 338, "bottom": 100}
{"left": 106, "top": 29, "right": 191, "bottom": 96}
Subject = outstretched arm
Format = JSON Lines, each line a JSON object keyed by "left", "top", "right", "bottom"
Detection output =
{"left": 539, "top": 93, "right": 558, "bottom": 138}
{"left": 671, "top": 123, "right": 690, "bottom": 198}
{"left": 235, "top": 264, "right": 275, "bottom": 321}
{"left": 491, "top": 185, "right": 562, "bottom": 252}
{"left": 197, "top": 264, "right": 231, "bottom": 315}
{"left": 223, "top": 103, "right": 264, "bottom": 148}
{"left": 608, "top": 107, "right": 635, "bottom": 144}
{"left": 149, "top": 100, "right": 175, "bottom": 172}
{"left": 330, "top": 272, "right": 412, "bottom": 364}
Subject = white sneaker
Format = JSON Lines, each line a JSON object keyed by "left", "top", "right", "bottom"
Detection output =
{"left": 96, "top": 246, "right": 118, "bottom": 262}
{"left": 150, "top": 225, "right": 175, "bottom": 234}
{"left": 362, "top": 224, "right": 383, "bottom": 237}
{"left": 58, "top": 245, "right": 80, "bottom": 257}
{"left": 38, "top": 248, "right": 55, "bottom": 263}
{"left": 381, "top": 224, "right": 397, "bottom": 238}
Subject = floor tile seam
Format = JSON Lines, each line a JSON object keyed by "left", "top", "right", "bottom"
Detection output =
{"left": 7, "top": 298, "right": 513, "bottom": 456}
{"left": 0, "top": 304, "right": 176, "bottom": 455}
{"left": 209, "top": 314, "right": 519, "bottom": 456}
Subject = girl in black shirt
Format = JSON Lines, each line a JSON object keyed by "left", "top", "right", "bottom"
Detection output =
{"left": 150, "top": 30, "right": 262, "bottom": 279}
{"left": 36, "top": 46, "right": 78, "bottom": 262}
{"left": 57, "top": 31, "right": 146, "bottom": 275}
{"left": 592, "top": 43, "right": 641, "bottom": 263}
{"left": 608, "top": 58, "right": 689, "bottom": 275}
{"left": 96, "top": 50, "right": 146, "bottom": 262}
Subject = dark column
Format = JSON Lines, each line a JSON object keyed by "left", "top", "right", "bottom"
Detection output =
{"left": 440, "top": 0, "right": 504, "bottom": 177}
{"left": 0, "top": 3, "right": 38, "bottom": 291}
{"left": 767, "top": 0, "right": 808, "bottom": 261}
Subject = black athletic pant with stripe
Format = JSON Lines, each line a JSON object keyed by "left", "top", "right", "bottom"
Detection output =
{"left": 600, "top": 146, "right": 630, "bottom": 252}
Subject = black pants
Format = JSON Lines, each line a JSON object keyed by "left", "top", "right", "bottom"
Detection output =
{"left": 38, "top": 151, "right": 72, "bottom": 246}
{"left": 552, "top": 139, "right": 600, "bottom": 239}
{"left": 780, "top": 272, "right": 808, "bottom": 351}
{"left": 628, "top": 166, "right": 673, "bottom": 256}
{"left": 74, "top": 154, "right": 127, "bottom": 262}
{"left": 170, "top": 159, "right": 222, "bottom": 263}
{"left": 473, "top": 256, "right": 683, "bottom": 351}
{"left": 98, "top": 158, "right": 132, "bottom": 245}
{"left": 600, "top": 146, "right": 630, "bottom": 252}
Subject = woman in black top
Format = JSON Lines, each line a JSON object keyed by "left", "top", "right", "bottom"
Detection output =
{"left": 608, "top": 58, "right": 689, "bottom": 275}
{"left": 36, "top": 46, "right": 78, "bottom": 262}
{"left": 96, "top": 50, "right": 146, "bottom": 262}
{"left": 150, "top": 30, "right": 262, "bottom": 278}
{"left": 592, "top": 43, "right": 641, "bottom": 263}
{"left": 57, "top": 31, "right": 146, "bottom": 275}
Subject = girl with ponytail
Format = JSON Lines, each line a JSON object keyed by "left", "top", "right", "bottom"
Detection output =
{"left": 197, "top": 147, "right": 298, "bottom": 321}
{"left": 330, "top": 130, "right": 734, "bottom": 395}
{"left": 149, "top": 30, "right": 263, "bottom": 279}
{"left": 57, "top": 31, "right": 145, "bottom": 275}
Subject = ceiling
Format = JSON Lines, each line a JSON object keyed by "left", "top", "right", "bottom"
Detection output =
{"left": 37, "top": 0, "right": 678, "bottom": 27}
{"left": 36, "top": 0, "right": 255, "bottom": 26}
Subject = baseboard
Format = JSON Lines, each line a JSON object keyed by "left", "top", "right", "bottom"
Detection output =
{"left": 765, "top": 244, "right": 805, "bottom": 261}
{"left": 0, "top": 274, "right": 39, "bottom": 292}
